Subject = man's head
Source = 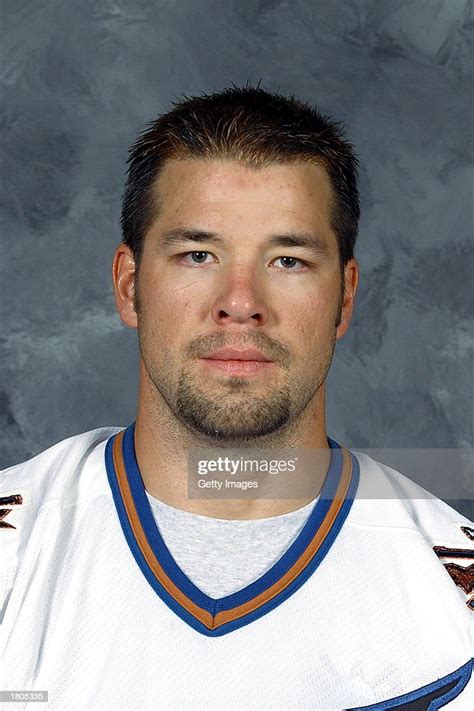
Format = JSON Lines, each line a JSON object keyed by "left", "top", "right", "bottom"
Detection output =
{"left": 121, "top": 84, "right": 360, "bottom": 280}
{"left": 113, "top": 85, "right": 360, "bottom": 444}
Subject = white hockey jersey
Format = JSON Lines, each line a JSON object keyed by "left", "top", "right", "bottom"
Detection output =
{"left": 0, "top": 424, "right": 472, "bottom": 710}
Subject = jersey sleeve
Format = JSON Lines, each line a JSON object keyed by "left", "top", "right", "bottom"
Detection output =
{"left": 0, "top": 427, "right": 119, "bottom": 627}
{"left": 379, "top": 460, "right": 474, "bottom": 611}
{"left": 0, "top": 465, "right": 31, "bottom": 625}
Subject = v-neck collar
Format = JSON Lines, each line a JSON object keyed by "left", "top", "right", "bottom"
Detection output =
{"left": 105, "top": 423, "right": 359, "bottom": 636}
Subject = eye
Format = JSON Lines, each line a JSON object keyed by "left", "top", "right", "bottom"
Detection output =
{"left": 177, "top": 252, "right": 308, "bottom": 270}
{"left": 272, "top": 256, "right": 307, "bottom": 270}
{"left": 179, "top": 251, "right": 215, "bottom": 265}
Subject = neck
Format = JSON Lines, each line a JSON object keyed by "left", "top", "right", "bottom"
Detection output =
{"left": 133, "top": 373, "right": 331, "bottom": 520}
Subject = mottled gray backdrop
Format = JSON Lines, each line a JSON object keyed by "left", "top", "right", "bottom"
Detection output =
{"left": 1, "top": 0, "right": 472, "bottom": 516}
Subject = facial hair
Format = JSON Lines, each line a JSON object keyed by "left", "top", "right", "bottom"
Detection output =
{"left": 138, "top": 329, "right": 336, "bottom": 446}
{"left": 135, "top": 272, "right": 342, "bottom": 446}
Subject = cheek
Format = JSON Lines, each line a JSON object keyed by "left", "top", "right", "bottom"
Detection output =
{"left": 139, "top": 275, "right": 201, "bottom": 348}
{"left": 282, "top": 283, "right": 336, "bottom": 326}
{"left": 280, "top": 286, "right": 339, "bottom": 357}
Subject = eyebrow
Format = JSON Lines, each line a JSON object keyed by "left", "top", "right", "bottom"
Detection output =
{"left": 160, "top": 228, "right": 332, "bottom": 257}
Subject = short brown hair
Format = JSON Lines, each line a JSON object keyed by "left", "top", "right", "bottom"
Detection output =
{"left": 121, "top": 84, "right": 360, "bottom": 271}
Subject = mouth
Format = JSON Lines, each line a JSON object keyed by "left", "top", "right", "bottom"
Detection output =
{"left": 200, "top": 359, "right": 275, "bottom": 376}
{"left": 199, "top": 347, "right": 275, "bottom": 377}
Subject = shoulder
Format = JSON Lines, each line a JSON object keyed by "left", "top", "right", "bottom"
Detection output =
{"left": 0, "top": 426, "right": 123, "bottom": 513}
{"left": 349, "top": 449, "right": 473, "bottom": 609}
{"left": 0, "top": 427, "right": 123, "bottom": 621}
{"left": 351, "top": 449, "right": 472, "bottom": 530}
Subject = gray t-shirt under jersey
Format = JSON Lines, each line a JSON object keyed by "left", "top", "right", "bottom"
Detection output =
{"left": 145, "top": 492, "right": 318, "bottom": 598}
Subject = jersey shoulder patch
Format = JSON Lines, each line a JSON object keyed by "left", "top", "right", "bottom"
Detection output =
{"left": 433, "top": 523, "right": 474, "bottom": 610}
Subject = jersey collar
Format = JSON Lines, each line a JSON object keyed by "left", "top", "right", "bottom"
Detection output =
{"left": 105, "top": 422, "right": 359, "bottom": 636}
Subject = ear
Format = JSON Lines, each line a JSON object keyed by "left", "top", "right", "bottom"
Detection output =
{"left": 336, "top": 257, "right": 359, "bottom": 340}
{"left": 112, "top": 243, "right": 138, "bottom": 329}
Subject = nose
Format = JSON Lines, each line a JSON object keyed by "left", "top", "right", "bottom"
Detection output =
{"left": 211, "top": 270, "right": 269, "bottom": 327}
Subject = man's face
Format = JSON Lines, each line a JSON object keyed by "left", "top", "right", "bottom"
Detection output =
{"left": 116, "top": 158, "right": 358, "bottom": 443}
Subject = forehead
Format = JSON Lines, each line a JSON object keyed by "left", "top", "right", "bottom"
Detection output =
{"left": 152, "top": 158, "right": 334, "bottom": 225}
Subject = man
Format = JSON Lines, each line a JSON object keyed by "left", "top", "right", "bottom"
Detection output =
{"left": 1, "top": 86, "right": 472, "bottom": 710}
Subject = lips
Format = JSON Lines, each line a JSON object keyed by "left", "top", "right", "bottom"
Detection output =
{"left": 203, "top": 347, "right": 272, "bottom": 362}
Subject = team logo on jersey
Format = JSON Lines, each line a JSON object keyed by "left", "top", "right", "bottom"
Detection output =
{"left": 433, "top": 526, "right": 474, "bottom": 610}
{"left": 461, "top": 525, "right": 474, "bottom": 540}
{"left": 441, "top": 563, "right": 473, "bottom": 594}
{"left": 0, "top": 493, "right": 23, "bottom": 529}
